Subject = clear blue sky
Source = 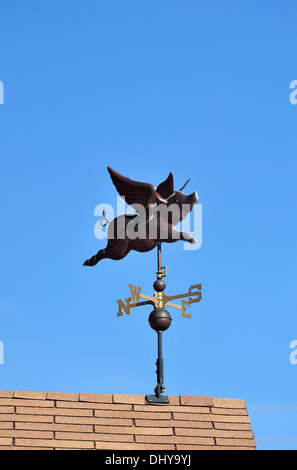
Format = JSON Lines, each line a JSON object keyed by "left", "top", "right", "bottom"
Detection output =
{"left": 0, "top": 1, "right": 296, "bottom": 450}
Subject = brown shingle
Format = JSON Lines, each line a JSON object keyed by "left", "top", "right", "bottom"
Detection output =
{"left": 0, "top": 429, "right": 54, "bottom": 439}
{"left": 134, "top": 404, "right": 209, "bottom": 413}
{"left": 14, "top": 391, "right": 47, "bottom": 400}
{"left": 79, "top": 393, "right": 112, "bottom": 404}
{"left": 135, "top": 434, "right": 215, "bottom": 446}
{"left": 94, "top": 409, "right": 171, "bottom": 420}
{"left": 215, "top": 437, "right": 256, "bottom": 447}
{"left": 172, "top": 420, "right": 213, "bottom": 429}
{"left": 91, "top": 417, "right": 133, "bottom": 427}
{"left": 211, "top": 407, "right": 248, "bottom": 416}
{"left": 95, "top": 441, "right": 175, "bottom": 450}
{"left": 15, "top": 438, "right": 94, "bottom": 449}
{"left": 213, "top": 397, "right": 246, "bottom": 409}
{"left": 176, "top": 444, "right": 256, "bottom": 450}
{"left": 93, "top": 433, "right": 134, "bottom": 443}
{"left": 166, "top": 396, "right": 180, "bottom": 405}
{"left": 0, "top": 421, "right": 13, "bottom": 429}
{"left": 134, "top": 419, "right": 173, "bottom": 427}
{"left": 15, "top": 422, "right": 94, "bottom": 433}
{"left": 0, "top": 398, "right": 54, "bottom": 408}
{"left": 0, "top": 406, "right": 15, "bottom": 414}
{"left": 113, "top": 394, "right": 146, "bottom": 405}
{"left": 173, "top": 412, "right": 251, "bottom": 423}
{"left": 0, "top": 390, "right": 256, "bottom": 450}
{"left": 214, "top": 422, "right": 251, "bottom": 431}
{"left": 180, "top": 395, "right": 214, "bottom": 407}
{"left": 46, "top": 392, "right": 79, "bottom": 402}
{"left": 5, "top": 413, "right": 53, "bottom": 423}
{"left": 94, "top": 425, "right": 173, "bottom": 435}
{"left": 0, "top": 391, "right": 13, "bottom": 398}
{"left": 56, "top": 431, "right": 134, "bottom": 442}
{"left": 0, "top": 438, "right": 12, "bottom": 445}
{"left": 175, "top": 427, "right": 254, "bottom": 439}
{"left": 56, "top": 400, "right": 130, "bottom": 410}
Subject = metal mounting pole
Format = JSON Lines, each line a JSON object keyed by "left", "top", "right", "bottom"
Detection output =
{"left": 146, "top": 328, "right": 169, "bottom": 404}
{"left": 146, "top": 243, "right": 170, "bottom": 404}
{"left": 157, "top": 242, "right": 162, "bottom": 273}
{"left": 155, "top": 331, "right": 164, "bottom": 399}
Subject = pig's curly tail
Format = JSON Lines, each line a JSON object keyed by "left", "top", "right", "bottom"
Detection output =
{"left": 99, "top": 209, "right": 110, "bottom": 227}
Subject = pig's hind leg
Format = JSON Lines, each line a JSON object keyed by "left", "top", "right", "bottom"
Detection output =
{"left": 83, "top": 248, "right": 107, "bottom": 266}
{"left": 83, "top": 216, "right": 134, "bottom": 266}
{"left": 83, "top": 239, "right": 131, "bottom": 266}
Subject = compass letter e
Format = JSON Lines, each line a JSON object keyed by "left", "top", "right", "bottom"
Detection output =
{"left": 181, "top": 299, "right": 191, "bottom": 319}
{"left": 181, "top": 284, "right": 202, "bottom": 318}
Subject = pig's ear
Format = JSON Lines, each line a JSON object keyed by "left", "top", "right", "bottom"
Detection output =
{"left": 156, "top": 172, "right": 174, "bottom": 200}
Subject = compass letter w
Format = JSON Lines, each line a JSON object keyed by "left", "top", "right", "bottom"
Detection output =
{"left": 128, "top": 284, "right": 141, "bottom": 303}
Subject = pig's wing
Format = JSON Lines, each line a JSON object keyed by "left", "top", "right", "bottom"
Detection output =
{"left": 107, "top": 167, "right": 158, "bottom": 218}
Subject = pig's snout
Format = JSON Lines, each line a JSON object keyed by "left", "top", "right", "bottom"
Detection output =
{"left": 190, "top": 192, "right": 198, "bottom": 204}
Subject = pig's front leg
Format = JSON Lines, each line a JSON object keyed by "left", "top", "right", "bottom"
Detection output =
{"left": 171, "top": 228, "right": 197, "bottom": 244}
{"left": 181, "top": 232, "right": 197, "bottom": 244}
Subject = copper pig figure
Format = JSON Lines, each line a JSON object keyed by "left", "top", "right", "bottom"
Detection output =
{"left": 83, "top": 167, "right": 198, "bottom": 266}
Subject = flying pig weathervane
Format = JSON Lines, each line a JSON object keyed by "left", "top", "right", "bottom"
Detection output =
{"left": 84, "top": 166, "right": 202, "bottom": 403}
{"left": 83, "top": 166, "right": 198, "bottom": 266}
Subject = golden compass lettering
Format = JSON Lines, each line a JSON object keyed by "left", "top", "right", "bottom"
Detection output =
{"left": 117, "top": 282, "right": 202, "bottom": 319}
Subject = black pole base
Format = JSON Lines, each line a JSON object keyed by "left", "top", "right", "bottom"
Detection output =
{"left": 145, "top": 394, "right": 170, "bottom": 404}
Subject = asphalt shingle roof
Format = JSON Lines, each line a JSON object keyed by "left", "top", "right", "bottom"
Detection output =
{"left": 0, "top": 390, "right": 256, "bottom": 450}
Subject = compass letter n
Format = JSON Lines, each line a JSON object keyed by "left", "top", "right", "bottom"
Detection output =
{"left": 117, "top": 298, "right": 131, "bottom": 316}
